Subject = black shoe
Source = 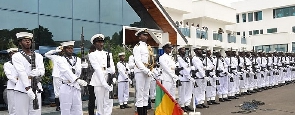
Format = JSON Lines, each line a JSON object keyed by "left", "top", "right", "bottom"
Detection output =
{"left": 219, "top": 98, "right": 225, "bottom": 102}
{"left": 196, "top": 104, "right": 203, "bottom": 109}
{"left": 124, "top": 104, "right": 131, "bottom": 108}
{"left": 250, "top": 90, "right": 257, "bottom": 93}
{"left": 181, "top": 107, "right": 188, "bottom": 112}
{"left": 228, "top": 96, "right": 235, "bottom": 99}
{"left": 120, "top": 105, "right": 125, "bottom": 109}
{"left": 207, "top": 101, "right": 213, "bottom": 105}
{"left": 235, "top": 94, "right": 241, "bottom": 97}
{"left": 185, "top": 106, "right": 194, "bottom": 111}
{"left": 223, "top": 98, "right": 231, "bottom": 101}
{"left": 245, "top": 92, "right": 252, "bottom": 95}
{"left": 56, "top": 106, "right": 60, "bottom": 111}
{"left": 151, "top": 99, "right": 155, "bottom": 103}
{"left": 211, "top": 100, "right": 220, "bottom": 104}
{"left": 201, "top": 104, "right": 209, "bottom": 108}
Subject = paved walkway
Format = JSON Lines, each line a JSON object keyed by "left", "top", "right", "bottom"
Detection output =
{"left": 1, "top": 83, "right": 295, "bottom": 115}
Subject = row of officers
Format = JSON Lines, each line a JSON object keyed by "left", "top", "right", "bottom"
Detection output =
{"left": 3, "top": 30, "right": 295, "bottom": 115}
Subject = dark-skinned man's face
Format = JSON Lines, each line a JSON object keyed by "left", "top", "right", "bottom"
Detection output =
{"left": 19, "top": 38, "right": 32, "bottom": 49}
{"left": 63, "top": 46, "right": 73, "bottom": 56}
{"left": 139, "top": 34, "right": 148, "bottom": 42}
{"left": 94, "top": 40, "right": 104, "bottom": 51}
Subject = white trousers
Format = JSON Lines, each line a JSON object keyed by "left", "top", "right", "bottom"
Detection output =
{"left": 178, "top": 81, "right": 192, "bottom": 107}
{"left": 206, "top": 77, "right": 217, "bottom": 99}
{"left": 135, "top": 72, "right": 151, "bottom": 107}
{"left": 14, "top": 91, "right": 41, "bottom": 115}
{"left": 53, "top": 77, "right": 62, "bottom": 98}
{"left": 118, "top": 81, "right": 129, "bottom": 105}
{"left": 161, "top": 80, "right": 176, "bottom": 99}
{"left": 218, "top": 76, "right": 229, "bottom": 95}
{"left": 94, "top": 86, "right": 113, "bottom": 115}
{"left": 59, "top": 84, "right": 83, "bottom": 115}
{"left": 193, "top": 79, "right": 206, "bottom": 104}
{"left": 149, "top": 80, "right": 156, "bottom": 99}
{"left": 7, "top": 90, "right": 15, "bottom": 115}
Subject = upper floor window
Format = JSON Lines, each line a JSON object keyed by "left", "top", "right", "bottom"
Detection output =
{"left": 254, "top": 11, "right": 262, "bottom": 21}
{"left": 293, "top": 26, "right": 295, "bottom": 33}
{"left": 242, "top": 13, "right": 246, "bottom": 22}
{"left": 260, "top": 29, "right": 263, "bottom": 34}
{"left": 253, "top": 30, "right": 259, "bottom": 35}
{"left": 274, "top": 6, "right": 295, "bottom": 18}
{"left": 248, "top": 13, "right": 253, "bottom": 22}
{"left": 267, "top": 28, "right": 277, "bottom": 33}
{"left": 243, "top": 31, "right": 245, "bottom": 36}
{"left": 236, "top": 14, "right": 239, "bottom": 23}
{"left": 237, "top": 32, "right": 240, "bottom": 35}
{"left": 249, "top": 31, "right": 252, "bottom": 35}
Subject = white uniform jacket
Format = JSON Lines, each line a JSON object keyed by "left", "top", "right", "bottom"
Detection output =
{"left": 177, "top": 55, "right": 191, "bottom": 81}
{"left": 159, "top": 53, "right": 176, "bottom": 82}
{"left": 192, "top": 56, "right": 205, "bottom": 78}
{"left": 4, "top": 61, "right": 18, "bottom": 90}
{"left": 117, "top": 61, "right": 129, "bottom": 82}
{"left": 133, "top": 41, "right": 150, "bottom": 74}
{"left": 56, "top": 56, "right": 82, "bottom": 89}
{"left": 88, "top": 50, "right": 115, "bottom": 87}
{"left": 214, "top": 57, "right": 226, "bottom": 76}
{"left": 12, "top": 52, "right": 45, "bottom": 93}
{"left": 45, "top": 50, "right": 60, "bottom": 77}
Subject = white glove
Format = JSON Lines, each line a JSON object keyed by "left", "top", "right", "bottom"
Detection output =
{"left": 250, "top": 72, "right": 255, "bottom": 75}
{"left": 81, "top": 62, "right": 88, "bottom": 68}
{"left": 190, "top": 66, "right": 195, "bottom": 70}
{"left": 106, "top": 85, "right": 113, "bottom": 92}
{"left": 209, "top": 72, "right": 214, "bottom": 76}
{"left": 77, "top": 79, "right": 87, "bottom": 86}
{"left": 26, "top": 88, "right": 35, "bottom": 100}
{"left": 147, "top": 71, "right": 153, "bottom": 77}
{"left": 112, "top": 78, "right": 117, "bottom": 83}
{"left": 172, "top": 75, "right": 179, "bottom": 82}
{"left": 204, "top": 77, "right": 209, "bottom": 81}
{"left": 189, "top": 78, "right": 195, "bottom": 83}
{"left": 128, "top": 79, "right": 132, "bottom": 84}
{"left": 29, "top": 69, "right": 40, "bottom": 77}
{"left": 55, "top": 49, "right": 62, "bottom": 53}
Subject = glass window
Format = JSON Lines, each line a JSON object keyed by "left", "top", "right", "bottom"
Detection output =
{"left": 242, "top": 13, "right": 246, "bottom": 22}
{"left": 237, "top": 32, "right": 240, "bottom": 35}
{"left": 249, "top": 31, "right": 252, "bottom": 35}
{"left": 236, "top": 14, "right": 239, "bottom": 23}
{"left": 253, "top": 30, "right": 259, "bottom": 35}
{"left": 243, "top": 31, "right": 245, "bottom": 36}
{"left": 228, "top": 34, "right": 236, "bottom": 43}
{"left": 267, "top": 28, "right": 277, "bottom": 33}
{"left": 254, "top": 11, "right": 262, "bottom": 21}
{"left": 274, "top": 6, "right": 295, "bottom": 18}
{"left": 248, "top": 12, "right": 253, "bottom": 22}
{"left": 241, "top": 36, "right": 246, "bottom": 44}
{"left": 292, "top": 26, "right": 295, "bottom": 33}
{"left": 292, "top": 42, "right": 295, "bottom": 52}
{"left": 260, "top": 29, "right": 263, "bottom": 34}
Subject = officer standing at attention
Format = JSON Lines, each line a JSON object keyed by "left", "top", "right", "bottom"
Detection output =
{"left": 4, "top": 48, "right": 18, "bottom": 115}
{"left": 56, "top": 41, "right": 87, "bottom": 115}
{"left": 133, "top": 29, "right": 154, "bottom": 115}
{"left": 44, "top": 46, "right": 63, "bottom": 111}
{"left": 12, "top": 32, "right": 45, "bottom": 115}
{"left": 159, "top": 42, "right": 178, "bottom": 98}
{"left": 117, "top": 52, "right": 132, "bottom": 109}
{"left": 88, "top": 34, "right": 115, "bottom": 115}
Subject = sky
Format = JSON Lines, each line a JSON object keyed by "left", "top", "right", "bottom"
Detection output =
{"left": 211, "top": 0, "right": 244, "bottom": 6}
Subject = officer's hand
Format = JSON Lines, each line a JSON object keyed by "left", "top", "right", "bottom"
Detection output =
{"left": 172, "top": 75, "right": 179, "bottom": 81}
{"left": 81, "top": 62, "right": 88, "bottom": 68}
{"left": 128, "top": 79, "right": 132, "bottom": 84}
{"left": 77, "top": 79, "right": 87, "bottom": 86}
{"left": 209, "top": 72, "right": 214, "bottom": 76}
{"left": 147, "top": 71, "right": 153, "bottom": 77}
{"left": 29, "top": 69, "right": 40, "bottom": 77}
{"left": 112, "top": 78, "right": 117, "bottom": 83}
{"left": 204, "top": 77, "right": 209, "bottom": 81}
{"left": 189, "top": 78, "right": 195, "bottom": 83}
{"left": 27, "top": 88, "right": 35, "bottom": 100}
{"left": 106, "top": 85, "right": 113, "bottom": 92}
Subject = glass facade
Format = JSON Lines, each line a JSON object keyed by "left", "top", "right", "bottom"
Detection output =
{"left": 248, "top": 12, "right": 253, "bottom": 22}
{"left": 254, "top": 11, "right": 262, "bottom": 21}
{"left": 267, "top": 28, "right": 277, "bottom": 33}
{"left": 241, "top": 36, "right": 247, "bottom": 44}
{"left": 0, "top": 0, "right": 141, "bottom": 52}
{"left": 273, "top": 6, "right": 295, "bottom": 18}
{"left": 255, "top": 44, "right": 288, "bottom": 52}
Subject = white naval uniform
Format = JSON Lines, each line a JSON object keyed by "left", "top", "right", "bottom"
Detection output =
{"left": 12, "top": 51, "right": 44, "bottom": 115}
{"left": 117, "top": 61, "right": 130, "bottom": 105}
{"left": 214, "top": 57, "right": 227, "bottom": 99}
{"left": 272, "top": 56, "right": 279, "bottom": 86}
{"left": 133, "top": 41, "right": 152, "bottom": 107}
{"left": 89, "top": 50, "right": 115, "bottom": 115}
{"left": 45, "top": 50, "right": 61, "bottom": 98}
{"left": 177, "top": 55, "right": 193, "bottom": 107}
{"left": 150, "top": 67, "right": 161, "bottom": 100}
{"left": 203, "top": 56, "right": 216, "bottom": 101}
{"left": 224, "top": 57, "right": 236, "bottom": 97}
{"left": 4, "top": 61, "right": 18, "bottom": 115}
{"left": 277, "top": 57, "right": 284, "bottom": 84}
{"left": 232, "top": 57, "right": 240, "bottom": 95}
{"left": 284, "top": 57, "right": 291, "bottom": 82}
{"left": 159, "top": 53, "right": 177, "bottom": 98}
{"left": 244, "top": 57, "right": 253, "bottom": 91}
{"left": 238, "top": 57, "right": 247, "bottom": 93}
{"left": 257, "top": 57, "right": 266, "bottom": 88}
{"left": 192, "top": 56, "right": 207, "bottom": 104}
{"left": 57, "top": 56, "right": 82, "bottom": 115}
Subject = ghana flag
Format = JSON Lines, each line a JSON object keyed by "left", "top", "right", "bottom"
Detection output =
{"left": 155, "top": 80, "right": 183, "bottom": 115}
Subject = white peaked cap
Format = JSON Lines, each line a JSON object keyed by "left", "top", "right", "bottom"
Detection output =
{"left": 62, "top": 41, "right": 75, "bottom": 47}
{"left": 118, "top": 52, "right": 125, "bottom": 56}
{"left": 162, "top": 42, "right": 171, "bottom": 48}
{"left": 177, "top": 45, "right": 185, "bottom": 50}
{"left": 16, "top": 32, "right": 33, "bottom": 39}
{"left": 135, "top": 28, "right": 148, "bottom": 36}
{"left": 7, "top": 48, "right": 18, "bottom": 53}
{"left": 193, "top": 46, "right": 202, "bottom": 50}
{"left": 90, "top": 34, "right": 105, "bottom": 44}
